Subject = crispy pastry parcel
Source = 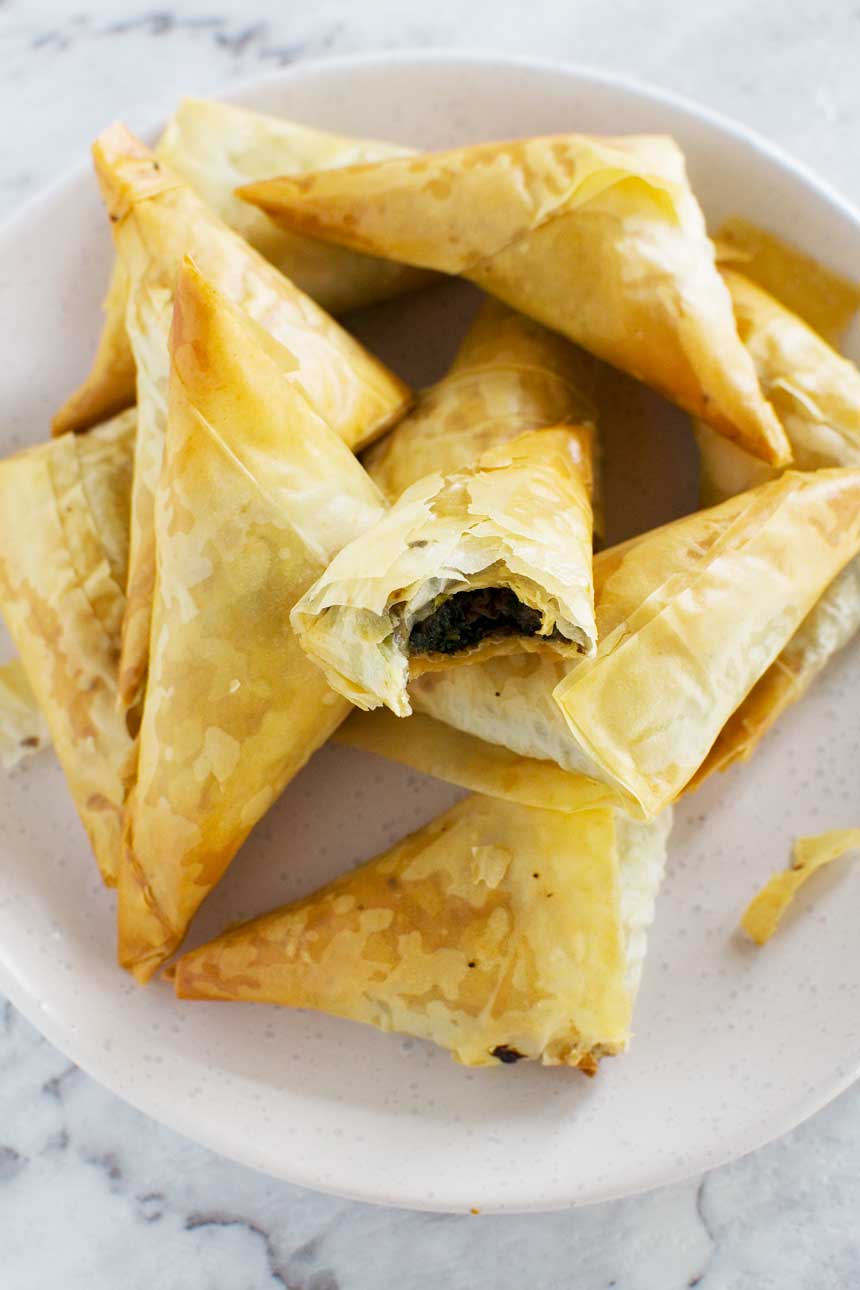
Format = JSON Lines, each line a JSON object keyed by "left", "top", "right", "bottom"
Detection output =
{"left": 53, "top": 98, "right": 429, "bottom": 435}
{"left": 694, "top": 228, "right": 860, "bottom": 785}
{"left": 174, "top": 794, "right": 672, "bottom": 1069}
{"left": 87, "top": 123, "right": 409, "bottom": 710}
{"left": 364, "top": 297, "right": 597, "bottom": 500}
{"left": 118, "top": 262, "right": 386, "bottom": 982}
{"left": 412, "top": 469, "right": 860, "bottom": 817}
{"left": 689, "top": 557, "right": 860, "bottom": 785}
{"left": 0, "top": 410, "right": 136, "bottom": 882}
{"left": 240, "top": 133, "right": 791, "bottom": 465}
{"left": 696, "top": 270, "right": 860, "bottom": 503}
{"left": 292, "top": 425, "right": 596, "bottom": 716}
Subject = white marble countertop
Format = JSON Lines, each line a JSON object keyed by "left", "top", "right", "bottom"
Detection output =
{"left": 3, "top": 2, "right": 860, "bottom": 1286}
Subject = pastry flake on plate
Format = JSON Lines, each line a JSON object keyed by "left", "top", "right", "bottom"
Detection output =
{"left": 741, "top": 829, "right": 860, "bottom": 945}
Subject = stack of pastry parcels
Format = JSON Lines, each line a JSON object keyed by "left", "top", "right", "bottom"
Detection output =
{"left": 85, "top": 121, "right": 411, "bottom": 711}
{"left": 3, "top": 107, "right": 860, "bottom": 1072}
{"left": 53, "top": 97, "right": 431, "bottom": 436}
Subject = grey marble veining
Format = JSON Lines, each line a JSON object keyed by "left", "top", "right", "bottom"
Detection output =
{"left": 2, "top": 2, "right": 860, "bottom": 1286}
{"left": 5, "top": 992, "right": 860, "bottom": 1289}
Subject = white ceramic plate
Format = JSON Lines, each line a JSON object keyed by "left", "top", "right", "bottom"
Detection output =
{"left": 2, "top": 53, "right": 860, "bottom": 1214}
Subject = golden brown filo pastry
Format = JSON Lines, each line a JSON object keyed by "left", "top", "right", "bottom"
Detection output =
{"left": 0, "top": 660, "right": 50, "bottom": 769}
{"left": 335, "top": 707, "right": 621, "bottom": 815}
{"left": 697, "top": 220, "right": 860, "bottom": 500}
{"left": 159, "top": 97, "right": 435, "bottom": 313}
{"left": 715, "top": 216, "right": 860, "bottom": 345}
{"left": 173, "top": 794, "right": 673, "bottom": 1070}
{"left": 741, "top": 829, "right": 860, "bottom": 945}
{"left": 412, "top": 649, "right": 583, "bottom": 779}
{"left": 689, "top": 557, "right": 860, "bottom": 786}
{"left": 118, "top": 261, "right": 385, "bottom": 983}
{"left": 413, "top": 469, "right": 860, "bottom": 818}
{"left": 87, "top": 123, "right": 409, "bottom": 711}
{"left": 240, "top": 133, "right": 791, "bottom": 466}
{"left": 291, "top": 425, "right": 597, "bottom": 716}
{"left": 695, "top": 270, "right": 860, "bottom": 502}
{"left": 553, "top": 469, "right": 860, "bottom": 817}
{"left": 53, "top": 98, "right": 429, "bottom": 435}
{"left": 364, "top": 297, "right": 597, "bottom": 500}
{"left": 693, "top": 232, "right": 860, "bottom": 786}
{"left": 51, "top": 261, "right": 138, "bottom": 437}
{"left": 0, "top": 410, "right": 136, "bottom": 882}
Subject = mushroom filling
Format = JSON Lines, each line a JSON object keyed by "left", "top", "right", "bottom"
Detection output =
{"left": 408, "top": 587, "right": 549, "bottom": 656}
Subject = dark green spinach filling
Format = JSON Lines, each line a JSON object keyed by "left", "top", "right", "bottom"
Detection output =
{"left": 408, "top": 587, "right": 546, "bottom": 656}
{"left": 490, "top": 1044, "right": 525, "bottom": 1064}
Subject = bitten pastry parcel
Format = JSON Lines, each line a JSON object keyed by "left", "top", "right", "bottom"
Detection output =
{"left": 174, "top": 794, "right": 673, "bottom": 1070}
{"left": 413, "top": 469, "right": 860, "bottom": 816}
{"left": 293, "top": 425, "right": 597, "bottom": 716}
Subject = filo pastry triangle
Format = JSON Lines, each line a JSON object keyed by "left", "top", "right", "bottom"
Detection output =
{"left": 88, "top": 123, "right": 409, "bottom": 710}
{"left": 240, "top": 133, "right": 791, "bottom": 466}
{"left": 174, "top": 794, "right": 673, "bottom": 1071}
{"left": 0, "top": 410, "right": 136, "bottom": 882}
{"left": 53, "top": 97, "right": 430, "bottom": 435}
{"left": 412, "top": 467, "right": 860, "bottom": 818}
{"left": 118, "top": 261, "right": 385, "bottom": 983}
{"left": 693, "top": 224, "right": 860, "bottom": 785}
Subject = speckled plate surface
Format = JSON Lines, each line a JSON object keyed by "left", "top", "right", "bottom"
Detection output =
{"left": 1, "top": 53, "right": 859, "bottom": 1214}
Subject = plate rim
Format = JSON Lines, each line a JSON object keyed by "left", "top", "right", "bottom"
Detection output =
{"left": 1, "top": 49, "right": 859, "bottom": 1213}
